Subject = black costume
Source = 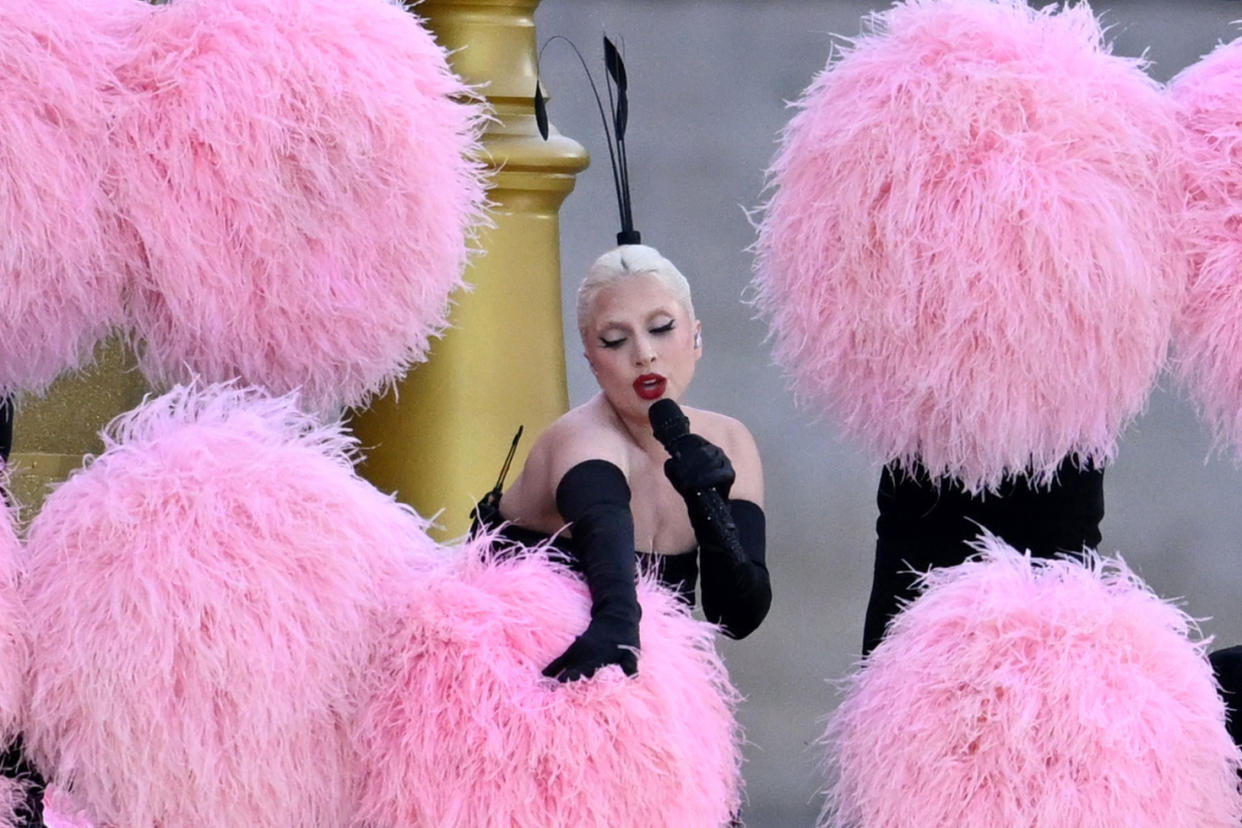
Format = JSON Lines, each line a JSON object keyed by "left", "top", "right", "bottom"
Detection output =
{"left": 489, "top": 517, "right": 701, "bottom": 608}
{"left": 0, "top": 399, "right": 10, "bottom": 463}
{"left": 480, "top": 450, "right": 771, "bottom": 681}
{"left": 864, "top": 456, "right": 1104, "bottom": 654}
{"left": 1211, "top": 645, "right": 1242, "bottom": 750}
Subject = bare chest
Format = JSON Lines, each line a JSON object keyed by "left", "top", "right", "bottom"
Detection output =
{"left": 626, "top": 456, "right": 697, "bottom": 555}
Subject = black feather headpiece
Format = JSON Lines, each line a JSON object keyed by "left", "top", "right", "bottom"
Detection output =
{"left": 535, "top": 35, "right": 640, "bottom": 246}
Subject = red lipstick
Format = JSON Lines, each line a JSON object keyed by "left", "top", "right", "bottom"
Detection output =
{"left": 634, "top": 373, "right": 667, "bottom": 401}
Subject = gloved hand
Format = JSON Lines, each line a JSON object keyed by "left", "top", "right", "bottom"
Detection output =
{"left": 547, "top": 459, "right": 643, "bottom": 683}
{"left": 542, "top": 619, "right": 639, "bottom": 682}
{"left": 662, "top": 433, "right": 735, "bottom": 500}
{"left": 658, "top": 432, "right": 770, "bottom": 640}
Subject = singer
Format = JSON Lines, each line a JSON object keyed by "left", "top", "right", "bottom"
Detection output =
{"left": 481, "top": 244, "right": 772, "bottom": 682}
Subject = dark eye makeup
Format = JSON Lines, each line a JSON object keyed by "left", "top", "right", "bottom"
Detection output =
{"left": 597, "top": 318, "right": 674, "bottom": 349}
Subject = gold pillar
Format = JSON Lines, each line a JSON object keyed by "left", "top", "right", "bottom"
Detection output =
{"left": 351, "top": 0, "right": 588, "bottom": 540}
{"left": 8, "top": 340, "right": 149, "bottom": 521}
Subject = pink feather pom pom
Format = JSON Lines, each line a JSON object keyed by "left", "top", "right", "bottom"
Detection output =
{"left": 0, "top": 779, "right": 34, "bottom": 828}
{"left": 0, "top": 496, "right": 25, "bottom": 747}
{"left": 0, "top": 498, "right": 28, "bottom": 828}
{"left": 822, "top": 535, "right": 1242, "bottom": 828}
{"left": 753, "top": 0, "right": 1187, "bottom": 491}
{"left": 352, "top": 535, "right": 744, "bottom": 827}
{"left": 0, "top": 0, "right": 144, "bottom": 395}
{"left": 41, "top": 787, "right": 95, "bottom": 828}
{"left": 115, "top": 0, "right": 489, "bottom": 412}
{"left": 1169, "top": 40, "right": 1242, "bottom": 459}
{"left": 21, "top": 384, "right": 441, "bottom": 826}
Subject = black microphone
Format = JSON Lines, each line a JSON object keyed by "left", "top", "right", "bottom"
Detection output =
{"left": 648, "top": 398, "right": 690, "bottom": 449}
{"left": 648, "top": 399, "right": 744, "bottom": 560}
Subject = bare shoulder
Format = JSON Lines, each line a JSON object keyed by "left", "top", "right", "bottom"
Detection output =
{"left": 530, "top": 395, "right": 633, "bottom": 484}
{"left": 685, "top": 406, "right": 764, "bottom": 505}
{"left": 500, "top": 396, "right": 633, "bottom": 528}
{"left": 684, "top": 407, "right": 758, "bottom": 458}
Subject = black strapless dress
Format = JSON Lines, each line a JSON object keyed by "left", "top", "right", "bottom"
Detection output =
{"left": 481, "top": 517, "right": 700, "bottom": 609}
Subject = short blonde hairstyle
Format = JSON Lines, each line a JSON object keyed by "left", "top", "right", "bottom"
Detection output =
{"left": 576, "top": 244, "right": 695, "bottom": 342}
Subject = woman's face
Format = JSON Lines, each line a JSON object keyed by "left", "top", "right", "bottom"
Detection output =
{"left": 583, "top": 273, "right": 701, "bottom": 422}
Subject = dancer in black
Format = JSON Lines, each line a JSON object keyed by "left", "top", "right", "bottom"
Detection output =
{"left": 865, "top": 458, "right": 1104, "bottom": 654}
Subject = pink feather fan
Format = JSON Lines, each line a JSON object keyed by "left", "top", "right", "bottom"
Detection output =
{"left": 1169, "top": 40, "right": 1242, "bottom": 458}
{"left": 41, "top": 787, "right": 95, "bottom": 828}
{"left": 753, "top": 0, "right": 1186, "bottom": 492}
{"left": 823, "top": 535, "right": 1242, "bottom": 828}
{"left": 114, "top": 0, "right": 489, "bottom": 412}
{"left": 21, "top": 384, "right": 441, "bottom": 826}
{"left": 0, "top": 498, "right": 24, "bottom": 763}
{"left": 352, "top": 534, "right": 744, "bottom": 827}
{"left": 0, "top": 0, "right": 143, "bottom": 396}
{"left": 0, "top": 495, "right": 28, "bottom": 828}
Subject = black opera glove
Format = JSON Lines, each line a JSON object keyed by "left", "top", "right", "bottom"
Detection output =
{"left": 662, "top": 433, "right": 735, "bottom": 501}
{"left": 693, "top": 499, "right": 771, "bottom": 640}
{"left": 542, "top": 460, "right": 641, "bottom": 682}
{"left": 661, "top": 435, "right": 771, "bottom": 639}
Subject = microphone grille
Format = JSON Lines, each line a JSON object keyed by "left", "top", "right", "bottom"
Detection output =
{"left": 648, "top": 398, "right": 689, "bottom": 445}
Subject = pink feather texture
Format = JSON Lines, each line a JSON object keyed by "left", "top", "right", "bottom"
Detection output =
{"left": 21, "top": 384, "right": 441, "bottom": 826}
{"left": 0, "top": 498, "right": 28, "bottom": 828}
{"left": 753, "top": 0, "right": 1187, "bottom": 491}
{"left": 0, "top": 782, "right": 28, "bottom": 828}
{"left": 822, "top": 536, "right": 1242, "bottom": 827}
{"left": 0, "top": 498, "right": 25, "bottom": 754}
{"left": 42, "top": 787, "right": 94, "bottom": 828}
{"left": 0, "top": 0, "right": 144, "bottom": 395}
{"left": 114, "top": 0, "right": 489, "bottom": 412}
{"left": 353, "top": 535, "right": 744, "bottom": 827}
{"left": 1169, "top": 40, "right": 1242, "bottom": 458}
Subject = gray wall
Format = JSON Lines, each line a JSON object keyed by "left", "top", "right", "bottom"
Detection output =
{"left": 531, "top": 2, "right": 1242, "bottom": 824}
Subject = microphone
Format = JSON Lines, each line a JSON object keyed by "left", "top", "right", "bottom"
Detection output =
{"left": 648, "top": 397, "right": 690, "bottom": 449}
{"left": 648, "top": 399, "right": 743, "bottom": 559}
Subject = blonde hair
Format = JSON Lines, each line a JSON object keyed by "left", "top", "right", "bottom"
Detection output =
{"left": 576, "top": 244, "right": 695, "bottom": 342}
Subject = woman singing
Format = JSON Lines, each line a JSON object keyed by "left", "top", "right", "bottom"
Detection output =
{"left": 484, "top": 244, "right": 771, "bottom": 682}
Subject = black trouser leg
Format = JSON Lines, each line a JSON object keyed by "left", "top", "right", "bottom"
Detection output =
{"left": 0, "top": 736, "right": 44, "bottom": 826}
{"left": 863, "top": 457, "right": 1104, "bottom": 655}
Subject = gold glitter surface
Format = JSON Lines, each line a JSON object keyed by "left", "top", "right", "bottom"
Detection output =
{"left": 9, "top": 338, "right": 149, "bottom": 519}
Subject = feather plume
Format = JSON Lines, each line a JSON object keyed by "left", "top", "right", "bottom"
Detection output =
{"left": 823, "top": 536, "right": 1242, "bottom": 827}
{"left": 0, "top": 496, "right": 28, "bottom": 828}
{"left": 114, "top": 0, "right": 489, "bottom": 412}
{"left": 353, "top": 532, "right": 743, "bottom": 827}
{"left": 21, "top": 384, "right": 442, "bottom": 826}
{"left": 0, "top": 0, "right": 143, "bottom": 395}
{"left": 753, "top": 0, "right": 1187, "bottom": 491}
{"left": 536, "top": 35, "right": 639, "bottom": 245}
{"left": 1168, "top": 39, "right": 1242, "bottom": 459}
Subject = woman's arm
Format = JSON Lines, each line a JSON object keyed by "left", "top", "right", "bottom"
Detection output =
{"left": 541, "top": 459, "right": 642, "bottom": 682}
{"left": 536, "top": 412, "right": 643, "bottom": 682}
{"left": 663, "top": 418, "right": 771, "bottom": 639}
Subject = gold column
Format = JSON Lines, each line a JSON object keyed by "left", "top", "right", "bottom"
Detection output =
{"left": 351, "top": 0, "right": 588, "bottom": 540}
{"left": 8, "top": 340, "right": 149, "bottom": 521}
